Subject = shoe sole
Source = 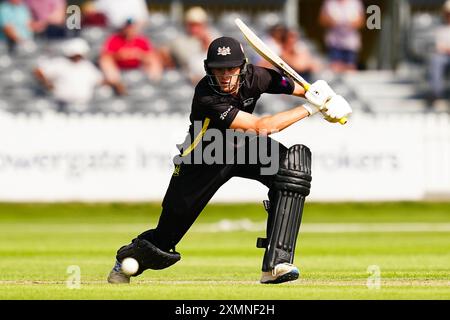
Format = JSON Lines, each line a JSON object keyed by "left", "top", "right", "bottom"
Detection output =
{"left": 107, "top": 271, "right": 131, "bottom": 284}
{"left": 107, "top": 276, "right": 130, "bottom": 284}
{"left": 261, "top": 269, "right": 299, "bottom": 284}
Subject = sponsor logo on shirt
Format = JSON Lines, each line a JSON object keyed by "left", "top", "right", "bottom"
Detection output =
{"left": 220, "top": 106, "right": 233, "bottom": 120}
{"left": 173, "top": 164, "right": 181, "bottom": 176}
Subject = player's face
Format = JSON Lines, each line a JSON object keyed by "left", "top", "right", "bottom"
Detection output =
{"left": 211, "top": 67, "right": 241, "bottom": 93}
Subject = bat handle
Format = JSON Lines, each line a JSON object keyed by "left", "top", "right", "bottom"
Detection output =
{"left": 339, "top": 117, "right": 348, "bottom": 125}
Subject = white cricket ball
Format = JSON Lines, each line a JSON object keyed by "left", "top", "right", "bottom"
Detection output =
{"left": 121, "top": 257, "right": 139, "bottom": 276}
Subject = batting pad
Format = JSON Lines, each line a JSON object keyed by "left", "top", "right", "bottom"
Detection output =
{"left": 261, "top": 144, "right": 312, "bottom": 272}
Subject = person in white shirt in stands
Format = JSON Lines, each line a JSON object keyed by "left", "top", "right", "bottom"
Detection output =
{"left": 428, "top": 0, "right": 450, "bottom": 108}
{"left": 34, "top": 38, "right": 104, "bottom": 112}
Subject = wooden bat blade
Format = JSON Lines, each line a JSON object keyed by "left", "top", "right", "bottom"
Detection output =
{"left": 235, "top": 18, "right": 309, "bottom": 89}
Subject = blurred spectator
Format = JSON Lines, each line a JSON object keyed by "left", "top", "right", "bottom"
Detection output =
{"left": 87, "top": 0, "right": 149, "bottom": 29}
{"left": 34, "top": 38, "right": 104, "bottom": 112}
{"left": 319, "top": 0, "right": 365, "bottom": 72}
{"left": 24, "top": 0, "right": 67, "bottom": 39}
{"left": 81, "top": 1, "right": 107, "bottom": 28}
{"left": 99, "top": 18, "right": 162, "bottom": 95}
{"left": 256, "top": 23, "right": 286, "bottom": 68}
{"left": 0, "top": 0, "right": 34, "bottom": 54}
{"left": 428, "top": 0, "right": 450, "bottom": 106}
{"left": 160, "top": 6, "right": 219, "bottom": 85}
{"left": 280, "top": 29, "right": 322, "bottom": 83}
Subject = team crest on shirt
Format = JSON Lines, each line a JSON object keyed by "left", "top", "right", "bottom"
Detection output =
{"left": 217, "top": 46, "right": 231, "bottom": 56}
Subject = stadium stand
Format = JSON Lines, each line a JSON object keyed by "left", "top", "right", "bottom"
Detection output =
{"left": 0, "top": 1, "right": 448, "bottom": 117}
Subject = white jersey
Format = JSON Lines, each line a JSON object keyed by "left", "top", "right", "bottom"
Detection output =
{"left": 38, "top": 57, "right": 103, "bottom": 104}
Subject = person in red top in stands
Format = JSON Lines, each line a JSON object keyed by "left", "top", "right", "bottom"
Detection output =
{"left": 99, "top": 18, "right": 162, "bottom": 95}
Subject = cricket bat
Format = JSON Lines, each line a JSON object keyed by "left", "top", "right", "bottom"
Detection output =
{"left": 235, "top": 18, "right": 348, "bottom": 125}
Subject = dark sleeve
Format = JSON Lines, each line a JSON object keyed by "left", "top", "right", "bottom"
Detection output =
{"left": 194, "top": 95, "right": 240, "bottom": 129}
{"left": 252, "top": 65, "right": 295, "bottom": 95}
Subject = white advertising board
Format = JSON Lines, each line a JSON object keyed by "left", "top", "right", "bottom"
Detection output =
{"left": 0, "top": 113, "right": 448, "bottom": 202}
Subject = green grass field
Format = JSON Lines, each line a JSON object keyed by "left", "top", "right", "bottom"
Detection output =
{"left": 0, "top": 202, "right": 449, "bottom": 300}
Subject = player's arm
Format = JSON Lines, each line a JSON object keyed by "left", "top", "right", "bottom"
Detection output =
{"left": 258, "top": 65, "right": 340, "bottom": 108}
{"left": 2, "top": 24, "right": 21, "bottom": 43}
{"left": 291, "top": 82, "right": 306, "bottom": 98}
{"left": 33, "top": 67, "right": 54, "bottom": 90}
{"left": 230, "top": 93, "right": 352, "bottom": 132}
{"left": 229, "top": 106, "right": 310, "bottom": 135}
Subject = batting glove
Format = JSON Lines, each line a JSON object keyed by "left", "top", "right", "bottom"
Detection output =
{"left": 321, "top": 95, "right": 352, "bottom": 123}
{"left": 305, "top": 80, "right": 336, "bottom": 107}
{"left": 303, "top": 103, "right": 321, "bottom": 116}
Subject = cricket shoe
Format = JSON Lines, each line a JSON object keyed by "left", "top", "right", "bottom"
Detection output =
{"left": 260, "top": 263, "right": 299, "bottom": 284}
{"left": 107, "top": 260, "right": 131, "bottom": 284}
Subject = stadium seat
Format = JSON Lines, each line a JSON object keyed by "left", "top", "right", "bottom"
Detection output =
{"left": 0, "top": 41, "right": 7, "bottom": 54}
{"left": 169, "top": 100, "right": 191, "bottom": 115}
{"left": 148, "top": 12, "right": 171, "bottom": 31}
{"left": 93, "top": 98, "right": 129, "bottom": 114}
{"left": 93, "top": 85, "right": 115, "bottom": 102}
{"left": 122, "top": 70, "right": 147, "bottom": 86}
{"left": 108, "top": 98, "right": 130, "bottom": 113}
{"left": 149, "top": 97, "right": 171, "bottom": 113}
{"left": 0, "top": 72, "right": 34, "bottom": 96}
{"left": 0, "top": 54, "right": 13, "bottom": 69}
{"left": 29, "top": 98, "right": 57, "bottom": 113}
{"left": 148, "top": 25, "right": 180, "bottom": 45}
{"left": 5, "top": 97, "right": 49, "bottom": 115}
{"left": 16, "top": 41, "right": 39, "bottom": 58}
{"left": 0, "top": 99, "right": 8, "bottom": 111}
{"left": 3, "top": 86, "right": 35, "bottom": 100}
{"left": 127, "top": 83, "right": 159, "bottom": 100}
{"left": 81, "top": 27, "right": 108, "bottom": 45}
{"left": 166, "top": 83, "right": 194, "bottom": 103}
{"left": 159, "top": 69, "right": 186, "bottom": 88}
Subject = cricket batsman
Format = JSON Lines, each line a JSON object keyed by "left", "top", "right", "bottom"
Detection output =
{"left": 108, "top": 37, "right": 352, "bottom": 284}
